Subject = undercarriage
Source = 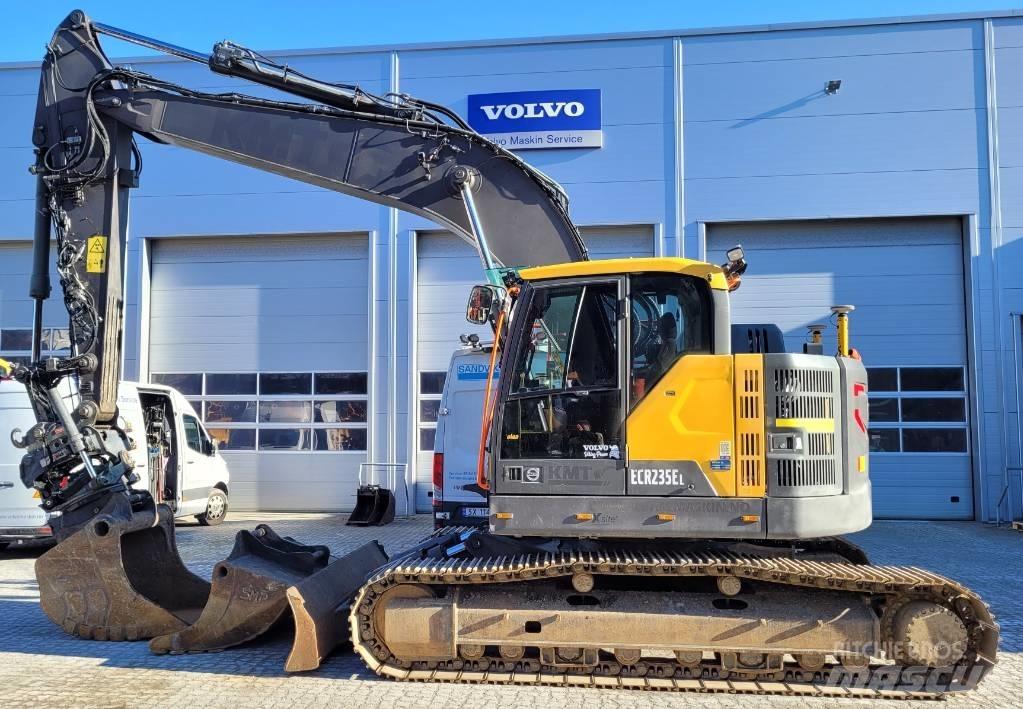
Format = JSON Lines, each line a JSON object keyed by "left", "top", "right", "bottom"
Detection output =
{"left": 350, "top": 530, "right": 999, "bottom": 698}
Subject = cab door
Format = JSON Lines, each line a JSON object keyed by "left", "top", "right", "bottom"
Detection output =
{"left": 493, "top": 277, "right": 627, "bottom": 495}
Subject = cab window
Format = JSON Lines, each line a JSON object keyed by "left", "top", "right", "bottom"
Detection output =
{"left": 629, "top": 274, "right": 711, "bottom": 405}
{"left": 183, "top": 414, "right": 204, "bottom": 453}
{"left": 509, "top": 283, "right": 618, "bottom": 394}
{"left": 501, "top": 282, "right": 621, "bottom": 460}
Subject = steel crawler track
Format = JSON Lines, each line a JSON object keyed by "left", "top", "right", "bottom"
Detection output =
{"left": 350, "top": 546, "right": 998, "bottom": 699}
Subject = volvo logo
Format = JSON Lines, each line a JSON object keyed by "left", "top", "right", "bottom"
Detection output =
{"left": 478, "top": 102, "right": 586, "bottom": 121}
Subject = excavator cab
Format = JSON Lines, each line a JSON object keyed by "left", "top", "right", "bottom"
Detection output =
{"left": 472, "top": 256, "right": 877, "bottom": 542}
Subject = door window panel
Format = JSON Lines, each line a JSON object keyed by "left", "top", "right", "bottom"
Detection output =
{"left": 420, "top": 427, "right": 437, "bottom": 451}
{"left": 183, "top": 415, "right": 203, "bottom": 453}
{"left": 501, "top": 390, "right": 622, "bottom": 460}
{"left": 207, "top": 428, "right": 256, "bottom": 451}
{"left": 510, "top": 283, "right": 618, "bottom": 395}
{"left": 259, "top": 428, "right": 311, "bottom": 451}
{"left": 260, "top": 373, "right": 312, "bottom": 395}
{"left": 869, "top": 428, "right": 900, "bottom": 452}
{"left": 866, "top": 367, "right": 898, "bottom": 392}
{"left": 259, "top": 401, "right": 312, "bottom": 423}
{"left": 206, "top": 373, "right": 257, "bottom": 395}
{"left": 900, "top": 367, "right": 964, "bottom": 392}
{"left": 204, "top": 400, "right": 257, "bottom": 423}
{"left": 152, "top": 373, "right": 203, "bottom": 396}
{"left": 420, "top": 400, "right": 441, "bottom": 423}
{"left": 902, "top": 428, "right": 967, "bottom": 453}
{"left": 868, "top": 398, "right": 899, "bottom": 423}
{"left": 900, "top": 398, "right": 966, "bottom": 423}
{"left": 314, "top": 400, "right": 367, "bottom": 423}
{"left": 314, "top": 428, "right": 367, "bottom": 451}
{"left": 315, "top": 372, "right": 368, "bottom": 395}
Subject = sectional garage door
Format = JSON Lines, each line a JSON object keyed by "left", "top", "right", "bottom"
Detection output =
{"left": 413, "top": 226, "right": 655, "bottom": 511}
{"left": 149, "top": 234, "right": 370, "bottom": 512}
{"left": 0, "top": 242, "right": 69, "bottom": 366}
{"left": 707, "top": 217, "right": 971, "bottom": 520}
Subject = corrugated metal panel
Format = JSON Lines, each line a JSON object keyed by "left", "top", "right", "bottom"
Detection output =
{"left": 149, "top": 234, "right": 370, "bottom": 512}
{"left": 707, "top": 216, "right": 971, "bottom": 520}
{"left": 150, "top": 235, "right": 369, "bottom": 372}
{"left": 413, "top": 226, "right": 655, "bottom": 512}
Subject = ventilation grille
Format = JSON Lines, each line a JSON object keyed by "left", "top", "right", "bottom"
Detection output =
{"left": 776, "top": 458, "right": 837, "bottom": 489}
{"left": 734, "top": 357, "right": 765, "bottom": 496}
{"left": 738, "top": 432, "right": 762, "bottom": 490}
{"left": 773, "top": 368, "right": 836, "bottom": 420}
{"left": 774, "top": 368, "right": 836, "bottom": 394}
{"left": 806, "top": 432, "right": 835, "bottom": 456}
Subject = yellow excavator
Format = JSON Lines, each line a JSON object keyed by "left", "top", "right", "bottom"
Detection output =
{"left": 11, "top": 11, "right": 997, "bottom": 697}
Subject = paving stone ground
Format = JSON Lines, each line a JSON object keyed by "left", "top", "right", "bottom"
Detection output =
{"left": 0, "top": 514, "right": 1020, "bottom": 708}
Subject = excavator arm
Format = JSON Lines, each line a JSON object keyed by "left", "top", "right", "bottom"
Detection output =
{"left": 16, "top": 10, "right": 585, "bottom": 537}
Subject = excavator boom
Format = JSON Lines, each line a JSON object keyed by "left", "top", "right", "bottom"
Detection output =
{"left": 20, "top": 10, "right": 585, "bottom": 533}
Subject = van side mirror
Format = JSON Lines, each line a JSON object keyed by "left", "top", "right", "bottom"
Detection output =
{"left": 205, "top": 438, "right": 218, "bottom": 456}
{"left": 466, "top": 285, "right": 506, "bottom": 325}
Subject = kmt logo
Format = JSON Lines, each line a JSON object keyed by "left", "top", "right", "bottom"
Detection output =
{"left": 468, "top": 89, "right": 602, "bottom": 150}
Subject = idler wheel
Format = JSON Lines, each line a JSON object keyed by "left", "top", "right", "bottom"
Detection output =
{"left": 892, "top": 600, "right": 968, "bottom": 666}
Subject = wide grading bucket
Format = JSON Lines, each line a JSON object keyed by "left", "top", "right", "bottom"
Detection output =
{"left": 36, "top": 494, "right": 391, "bottom": 671}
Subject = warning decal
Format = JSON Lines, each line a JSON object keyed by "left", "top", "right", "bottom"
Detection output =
{"left": 86, "top": 235, "right": 107, "bottom": 274}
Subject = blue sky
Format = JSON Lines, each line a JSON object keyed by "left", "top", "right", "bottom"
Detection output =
{"left": 4, "top": 1, "right": 1021, "bottom": 62}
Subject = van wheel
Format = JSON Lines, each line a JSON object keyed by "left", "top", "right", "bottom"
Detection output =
{"left": 197, "top": 490, "right": 228, "bottom": 526}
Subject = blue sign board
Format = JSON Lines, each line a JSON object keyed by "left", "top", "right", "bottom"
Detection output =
{"left": 456, "top": 363, "right": 499, "bottom": 381}
{"left": 467, "top": 89, "right": 602, "bottom": 150}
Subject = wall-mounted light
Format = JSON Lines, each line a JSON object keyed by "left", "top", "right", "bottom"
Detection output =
{"left": 825, "top": 79, "right": 842, "bottom": 95}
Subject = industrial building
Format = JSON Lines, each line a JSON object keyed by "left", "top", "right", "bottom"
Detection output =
{"left": 1, "top": 10, "right": 1021, "bottom": 522}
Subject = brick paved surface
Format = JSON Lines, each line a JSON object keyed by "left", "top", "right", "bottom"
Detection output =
{"left": 0, "top": 514, "right": 1020, "bottom": 708}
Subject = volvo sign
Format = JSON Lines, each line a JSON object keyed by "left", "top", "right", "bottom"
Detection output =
{"left": 467, "top": 89, "right": 602, "bottom": 150}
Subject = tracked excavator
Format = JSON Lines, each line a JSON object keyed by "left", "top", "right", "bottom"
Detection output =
{"left": 12, "top": 10, "right": 997, "bottom": 697}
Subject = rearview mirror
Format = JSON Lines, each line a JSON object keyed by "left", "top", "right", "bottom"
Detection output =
{"left": 466, "top": 285, "right": 506, "bottom": 325}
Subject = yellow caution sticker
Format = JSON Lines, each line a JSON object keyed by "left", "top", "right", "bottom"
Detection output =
{"left": 87, "top": 235, "right": 108, "bottom": 274}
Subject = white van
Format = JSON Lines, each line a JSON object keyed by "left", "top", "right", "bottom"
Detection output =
{"left": 0, "top": 378, "right": 231, "bottom": 548}
{"left": 432, "top": 344, "right": 494, "bottom": 528}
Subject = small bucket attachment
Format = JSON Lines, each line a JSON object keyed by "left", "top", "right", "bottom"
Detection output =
{"left": 346, "top": 485, "right": 395, "bottom": 527}
{"left": 284, "top": 540, "right": 388, "bottom": 672}
{"left": 36, "top": 496, "right": 211, "bottom": 641}
{"left": 149, "top": 525, "right": 330, "bottom": 655}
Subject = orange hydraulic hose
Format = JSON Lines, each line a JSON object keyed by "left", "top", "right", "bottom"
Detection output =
{"left": 476, "top": 307, "right": 506, "bottom": 492}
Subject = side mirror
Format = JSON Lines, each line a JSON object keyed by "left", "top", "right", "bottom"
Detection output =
{"left": 466, "top": 284, "right": 506, "bottom": 325}
{"left": 721, "top": 243, "right": 748, "bottom": 292}
{"left": 205, "top": 438, "right": 218, "bottom": 456}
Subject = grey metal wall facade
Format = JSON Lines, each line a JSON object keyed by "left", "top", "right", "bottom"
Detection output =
{"left": 0, "top": 11, "right": 1021, "bottom": 520}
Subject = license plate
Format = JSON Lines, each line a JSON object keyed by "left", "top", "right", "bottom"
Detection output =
{"left": 460, "top": 507, "right": 489, "bottom": 518}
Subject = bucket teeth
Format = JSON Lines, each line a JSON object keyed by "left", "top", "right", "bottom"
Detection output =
{"left": 285, "top": 541, "right": 389, "bottom": 672}
{"left": 149, "top": 525, "right": 332, "bottom": 655}
{"left": 35, "top": 496, "right": 210, "bottom": 641}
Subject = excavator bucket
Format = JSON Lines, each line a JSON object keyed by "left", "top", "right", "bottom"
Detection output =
{"left": 149, "top": 524, "right": 331, "bottom": 655}
{"left": 36, "top": 497, "right": 211, "bottom": 641}
{"left": 346, "top": 485, "right": 395, "bottom": 527}
{"left": 284, "top": 540, "right": 388, "bottom": 672}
